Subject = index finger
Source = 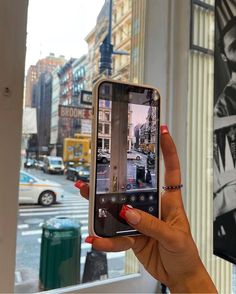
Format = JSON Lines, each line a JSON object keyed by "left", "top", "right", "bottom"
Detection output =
{"left": 74, "top": 180, "right": 89, "bottom": 200}
{"left": 160, "top": 125, "right": 181, "bottom": 186}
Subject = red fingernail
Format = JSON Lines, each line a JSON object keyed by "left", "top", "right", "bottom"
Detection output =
{"left": 119, "top": 205, "right": 141, "bottom": 225}
{"left": 74, "top": 180, "right": 86, "bottom": 189}
{"left": 160, "top": 125, "right": 169, "bottom": 135}
{"left": 85, "top": 236, "right": 97, "bottom": 244}
{"left": 119, "top": 204, "right": 133, "bottom": 220}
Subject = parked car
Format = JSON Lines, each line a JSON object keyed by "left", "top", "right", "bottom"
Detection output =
{"left": 24, "top": 159, "right": 36, "bottom": 168}
{"left": 127, "top": 150, "right": 142, "bottom": 160}
{"left": 34, "top": 160, "right": 44, "bottom": 170}
{"left": 19, "top": 170, "right": 64, "bottom": 206}
{"left": 66, "top": 166, "right": 90, "bottom": 182}
{"left": 43, "top": 156, "right": 65, "bottom": 174}
{"left": 97, "top": 151, "right": 110, "bottom": 164}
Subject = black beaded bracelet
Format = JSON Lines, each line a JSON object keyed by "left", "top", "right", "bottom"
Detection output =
{"left": 162, "top": 184, "right": 183, "bottom": 191}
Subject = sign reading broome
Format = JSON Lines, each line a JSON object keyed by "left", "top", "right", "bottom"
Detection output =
{"left": 59, "top": 105, "right": 92, "bottom": 120}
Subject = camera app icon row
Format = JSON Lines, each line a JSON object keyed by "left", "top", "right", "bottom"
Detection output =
{"left": 99, "top": 193, "right": 156, "bottom": 205}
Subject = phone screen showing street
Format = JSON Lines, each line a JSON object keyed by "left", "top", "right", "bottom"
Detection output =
{"left": 94, "top": 82, "right": 160, "bottom": 237}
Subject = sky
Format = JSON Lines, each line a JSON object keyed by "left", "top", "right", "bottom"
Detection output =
{"left": 25, "top": 0, "right": 105, "bottom": 71}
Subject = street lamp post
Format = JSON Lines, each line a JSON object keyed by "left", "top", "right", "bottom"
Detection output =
{"left": 99, "top": 0, "right": 129, "bottom": 77}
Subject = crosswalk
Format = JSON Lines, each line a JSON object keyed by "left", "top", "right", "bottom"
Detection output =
{"left": 16, "top": 193, "right": 125, "bottom": 282}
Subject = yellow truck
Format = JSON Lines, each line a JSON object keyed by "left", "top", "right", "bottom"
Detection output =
{"left": 63, "top": 137, "right": 91, "bottom": 164}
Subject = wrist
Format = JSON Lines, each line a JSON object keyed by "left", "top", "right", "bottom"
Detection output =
{"left": 168, "top": 262, "right": 217, "bottom": 293}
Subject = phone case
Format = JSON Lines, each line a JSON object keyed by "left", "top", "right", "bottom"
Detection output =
{"left": 89, "top": 78, "right": 161, "bottom": 237}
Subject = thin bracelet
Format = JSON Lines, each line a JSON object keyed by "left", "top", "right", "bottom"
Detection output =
{"left": 162, "top": 184, "right": 183, "bottom": 191}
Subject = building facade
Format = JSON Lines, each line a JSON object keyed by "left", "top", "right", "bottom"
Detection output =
{"left": 24, "top": 53, "right": 66, "bottom": 107}
{"left": 85, "top": 0, "right": 132, "bottom": 152}
{"left": 31, "top": 72, "right": 52, "bottom": 155}
{"left": 24, "top": 65, "right": 37, "bottom": 107}
{"left": 56, "top": 56, "right": 91, "bottom": 156}
{"left": 50, "top": 68, "right": 61, "bottom": 155}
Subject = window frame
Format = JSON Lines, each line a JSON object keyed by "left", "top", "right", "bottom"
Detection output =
{"left": 0, "top": 0, "right": 172, "bottom": 293}
{"left": 190, "top": 0, "right": 214, "bottom": 55}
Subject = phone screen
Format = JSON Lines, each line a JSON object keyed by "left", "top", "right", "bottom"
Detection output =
{"left": 94, "top": 81, "right": 160, "bottom": 237}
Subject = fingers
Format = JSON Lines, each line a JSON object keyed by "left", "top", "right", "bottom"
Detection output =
{"left": 160, "top": 125, "right": 181, "bottom": 186}
{"left": 119, "top": 205, "right": 181, "bottom": 249}
{"left": 74, "top": 180, "right": 89, "bottom": 200}
{"left": 85, "top": 235, "right": 136, "bottom": 252}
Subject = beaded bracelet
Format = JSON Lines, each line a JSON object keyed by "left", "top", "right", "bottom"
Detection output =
{"left": 162, "top": 184, "right": 183, "bottom": 191}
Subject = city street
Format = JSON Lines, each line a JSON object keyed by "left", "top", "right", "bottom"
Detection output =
{"left": 15, "top": 169, "right": 126, "bottom": 291}
{"left": 96, "top": 151, "right": 157, "bottom": 192}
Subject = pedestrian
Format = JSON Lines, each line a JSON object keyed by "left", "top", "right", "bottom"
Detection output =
{"left": 145, "top": 169, "right": 152, "bottom": 184}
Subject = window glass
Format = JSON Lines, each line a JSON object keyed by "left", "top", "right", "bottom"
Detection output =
{"left": 16, "top": 0, "right": 137, "bottom": 292}
{"left": 98, "top": 123, "right": 103, "bottom": 134}
{"left": 104, "top": 124, "right": 110, "bottom": 134}
{"left": 20, "top": 172, "right": 30, "bottom": 183}
{"left": 104, "top": 112, "right": 110, "bottom": 121}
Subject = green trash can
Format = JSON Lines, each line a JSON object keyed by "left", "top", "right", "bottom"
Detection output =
{"left": 39, "top": 217, "right": 81, "bottom": 290}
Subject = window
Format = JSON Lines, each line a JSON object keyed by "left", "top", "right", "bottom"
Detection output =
{"left": 113, "top": 12, "right": 117, "bottom": 24}
{"left": 104, "top": 124, "right": 110, "bottom": 134}
{"left": 98, "top": 123, "right": 103, "bottom": 133}
{"left": 104, "top": 112, "right": 110, "bottom": 121}
{"left": 105, "top": 100, "right": 110, "bottom": 108}
{"left": 104, "top": 138, "right": 110, "bottom": 150}
{"left": 97, "top": 138, "right": 102, "bottom": 149}
{"left": 11, "top": 1, "right": 148, "bottom": 293}
{"left": 20, "top": 172, "right": 33, "bottom": 183}
{"left": 190, "top": 0, "right": 214, "bottom": 54}
{"left": 121, "top": 3, "right": 124, "bottom": 16}
{"left": 99, "top": 110, "right": 103, "bottom": 120}
{"left": 2, "top": 1, "right": 232, "bottom": 293}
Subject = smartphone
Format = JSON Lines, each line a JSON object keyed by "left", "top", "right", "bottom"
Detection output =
{"left": 89, "top": 79, "right": 161, "bottom": 237}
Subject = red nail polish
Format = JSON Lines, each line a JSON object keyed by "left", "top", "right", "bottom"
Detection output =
{"left": 119, "top": 205, "right": 133, "bottom": 220}
{"left": 74, "top": 180, "right": 86, "bottom": 189}
{"left": 85, "top": 236, "right": 96, "bottom": 244}
{"left": 160, "top": 125, "right": 169, "bottom": 135}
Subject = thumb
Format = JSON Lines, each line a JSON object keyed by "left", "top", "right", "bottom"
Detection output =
{"left": 120, "top": 205, "right": 178, "bottom": 247}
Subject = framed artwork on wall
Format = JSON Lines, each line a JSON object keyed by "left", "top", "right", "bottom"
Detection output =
{"left": 213, "top": 0, "right": 236, "bottom": 265}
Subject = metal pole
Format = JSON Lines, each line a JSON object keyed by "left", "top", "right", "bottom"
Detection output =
{"left": 108, "top": 0, "right": 112, "bottom": 46}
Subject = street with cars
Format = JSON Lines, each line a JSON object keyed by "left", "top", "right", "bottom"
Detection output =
{"left": 16, "top": 149, "right": 156, "bottom": 289}
{"left": 16, "top": 168, "right": 125, "bottom": 288}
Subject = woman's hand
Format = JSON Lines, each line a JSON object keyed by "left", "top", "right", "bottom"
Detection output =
{"left": 78, "top": 126, "right": 217, "bottom": 293}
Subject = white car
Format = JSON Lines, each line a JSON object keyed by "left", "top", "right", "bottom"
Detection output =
{"left": 127, "top": 151, "right": 142, "bottom": 160}
{"left": 97, "top": 151, "right": 111, "bottom": 164}
{"left": 19, "top": 170, "right": 64, "bottom": 206}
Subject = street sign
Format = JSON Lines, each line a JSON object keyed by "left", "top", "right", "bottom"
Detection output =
{"left": 58, "top": 105, "right": 92, "bottom": 120}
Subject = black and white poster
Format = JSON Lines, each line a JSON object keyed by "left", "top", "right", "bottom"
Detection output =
{"left": 213, "top": 0, "right": 236, "bottom": 264}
